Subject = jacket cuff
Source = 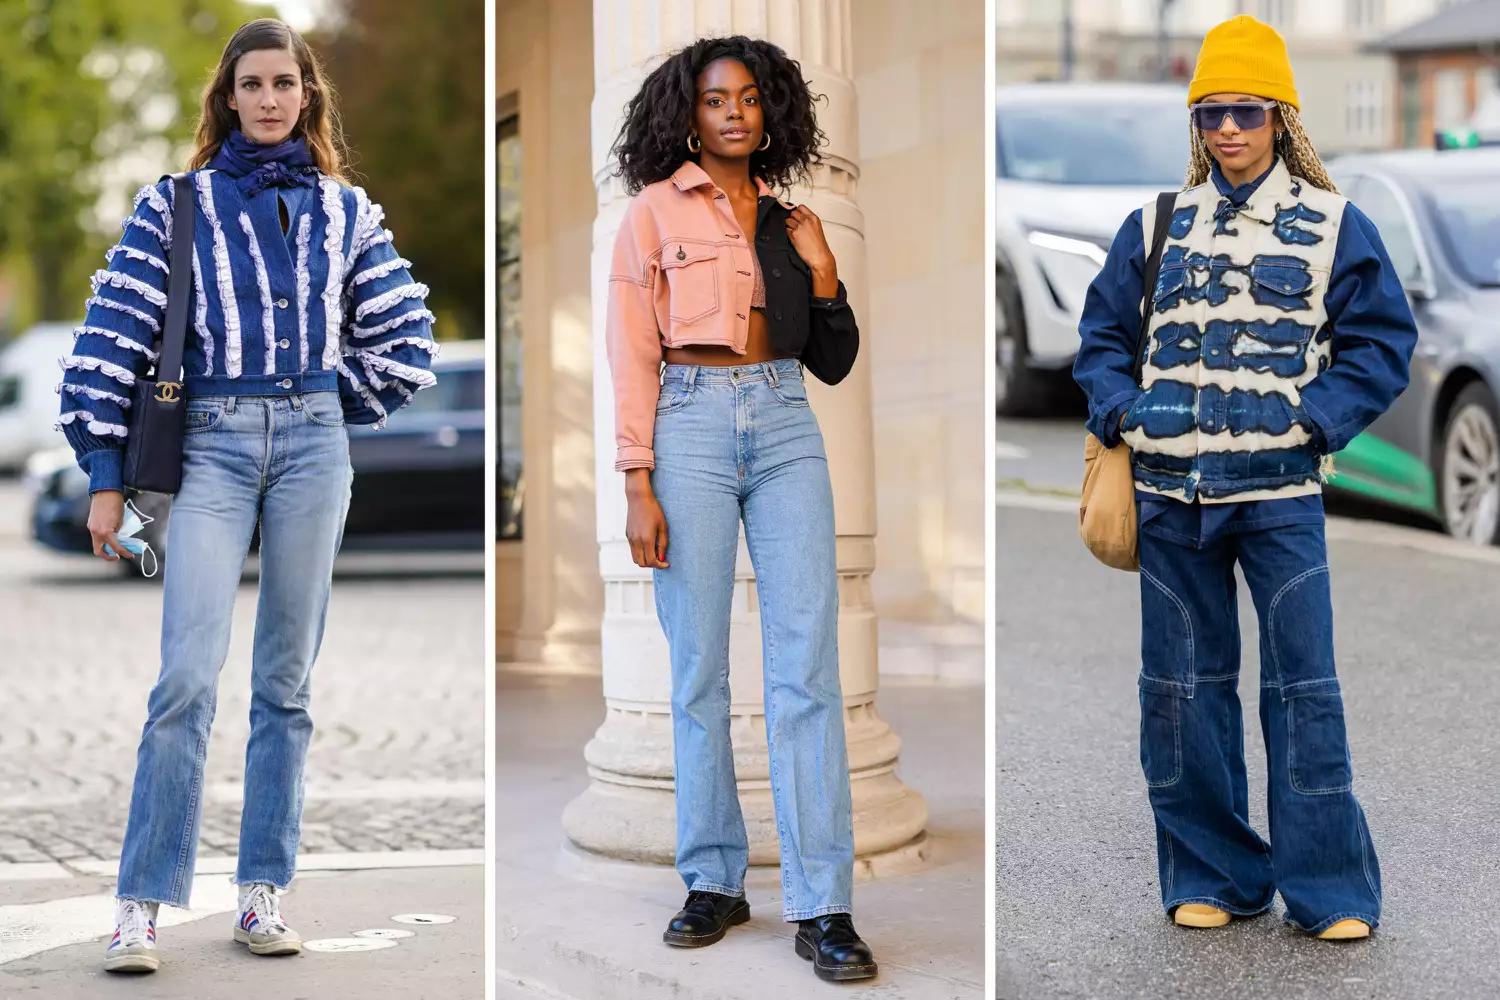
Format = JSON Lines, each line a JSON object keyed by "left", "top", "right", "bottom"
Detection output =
{"left": 615, "top": 445, "right": 655, "bottom": 472}
{"left": 1301, "top": 395, "right": 1339, "bottom": 454}
{"left": 81, "top": 448, "right": 124, "bottom": 494}
{"left": 1089, "top": 388, "right": 1142, "bottom": 448}
{"left": 810, "top": 281, "right": 848, "bottom": 309}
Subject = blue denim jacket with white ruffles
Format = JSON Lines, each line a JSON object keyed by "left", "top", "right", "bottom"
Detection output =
{"left": 57, "top": 170, "right": 437, "bottom": 493}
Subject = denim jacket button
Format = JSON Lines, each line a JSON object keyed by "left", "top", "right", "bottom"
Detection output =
{"left": 279, "top": 378, "right": 293, "bottom": 389}
{"left": 276, "top": 297, "right": 289, "bottom": 309}
{"left": 279, "top": 338, "right": 291, "bottom": 349}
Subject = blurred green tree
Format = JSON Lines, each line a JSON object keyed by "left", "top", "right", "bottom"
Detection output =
{"left": 0, "top": 1, "right": 250, "bottom": 326}
{"left": 318, "top": 0, "right": 484, "bottom": 341}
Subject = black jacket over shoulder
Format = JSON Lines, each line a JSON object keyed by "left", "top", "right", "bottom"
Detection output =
{"left": 753, "top": 195, "right": 859, "bottom": 385}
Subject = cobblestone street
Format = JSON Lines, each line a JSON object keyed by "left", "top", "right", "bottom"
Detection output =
{"left": 0, "top": 478, "right": 485, "bottom": 868}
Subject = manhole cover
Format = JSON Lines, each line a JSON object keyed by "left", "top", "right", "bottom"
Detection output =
{"left": 390, "top": 913, "right": 456, "bottom": 925}
{"left": 354, "top": 928, "right": 417, "bottom": 940}
{"left": 303, "top": 937, "right": 399, "bottom": 954}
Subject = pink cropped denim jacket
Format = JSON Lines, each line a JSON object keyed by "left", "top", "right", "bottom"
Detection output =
{"left": 605, "top": 161, "right": 858, "bottom": 472}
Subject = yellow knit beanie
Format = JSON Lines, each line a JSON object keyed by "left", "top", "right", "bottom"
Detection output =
{"left": 1188, "top": 15, "right": 1299, "bottom": 110}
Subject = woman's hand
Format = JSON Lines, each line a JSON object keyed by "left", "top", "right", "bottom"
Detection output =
{"left": 785, "top": 205, "right": 839, "bottom": 297}
{"left": 87, "top": 490, "right": 133, "bottom": 563}
{"left": 624, "top": 470, "right": 669, "bottom": 569}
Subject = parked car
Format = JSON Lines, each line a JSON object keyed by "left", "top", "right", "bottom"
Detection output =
{"left": 995, "top": 82, "right": 1187, "bottom": 414}
{"left": 1324, "top": 149, "right": 1500, "bottom": 544}
{"left": 28, "top": 340, "right": 485, "bottom": 572}
{"left": 0, "top": 323, "right": 78, "bottom": 472}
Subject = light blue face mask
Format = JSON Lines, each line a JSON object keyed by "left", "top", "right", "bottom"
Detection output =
{"left": 103, "top": 499, "right": 159, "bottom": 578}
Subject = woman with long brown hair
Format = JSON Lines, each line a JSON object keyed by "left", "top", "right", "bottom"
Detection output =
{"left": 56, "top": 19, "right": 437, "bottom": 973}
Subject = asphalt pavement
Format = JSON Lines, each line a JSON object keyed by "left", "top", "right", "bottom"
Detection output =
{"left": 997, "top": 418, "right": 1500, "bottom": 1000}
{"left": 0, "top": 476, "right": 485, "bottom": 995}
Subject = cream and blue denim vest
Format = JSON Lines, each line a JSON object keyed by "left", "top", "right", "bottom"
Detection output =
{"left": 1122, "top": 159, "right": 1348, "bottom": 503}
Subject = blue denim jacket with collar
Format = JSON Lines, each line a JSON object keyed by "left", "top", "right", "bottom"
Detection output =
{"left": 1074, "top": 157, "right": 1417, "bottom": 523}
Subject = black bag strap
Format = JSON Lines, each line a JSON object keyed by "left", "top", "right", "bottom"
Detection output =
{"left": 1133, "top": 190, "right": 1178, "bottom": 385}
{"left": 155, "top": 173, "right": 195, "bottom": 388}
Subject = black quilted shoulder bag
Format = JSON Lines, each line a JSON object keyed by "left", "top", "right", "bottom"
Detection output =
{"left": 122, "top": 172, "right": 195, "bottom": 495}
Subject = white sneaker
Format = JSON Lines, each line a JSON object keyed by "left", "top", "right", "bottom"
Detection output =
{"left": 104, "top": 898, "right": 159, "bottom": 973}
{"left": 234, "top": 882, "right": 302, "bottom": 956}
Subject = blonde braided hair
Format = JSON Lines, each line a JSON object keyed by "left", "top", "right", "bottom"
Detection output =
{"left": 1185, "top": 102, "right": 1337, "bottom": 194}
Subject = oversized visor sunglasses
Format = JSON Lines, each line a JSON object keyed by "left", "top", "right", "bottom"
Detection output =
{"left": 1190, "top": 100, "right": 1279, "bottom": 132}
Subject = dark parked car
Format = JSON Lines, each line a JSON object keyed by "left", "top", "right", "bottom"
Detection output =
{"left": 1323, "top": 150, "right": 1500, "bottom": 544}
{"left": 28, "top": 341, "right": 485, "bottom": 572}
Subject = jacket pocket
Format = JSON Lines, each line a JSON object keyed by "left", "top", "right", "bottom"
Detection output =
{"left": 1152, "top": 265, "right": 1188, "bottom": 313}
{"left": 1248, "top": 255, "right": 1316, "bottom": 313}
{"left": 660, "top": 240, "right": 720, "bottom": 324}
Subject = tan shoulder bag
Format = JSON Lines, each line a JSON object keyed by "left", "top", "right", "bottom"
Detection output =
{"left": 1079, "top": 190, "right": 1177, "bottom": 572}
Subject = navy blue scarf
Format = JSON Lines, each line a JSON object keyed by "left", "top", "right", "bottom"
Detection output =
{"left": 208, "top": 131, "right": 318, "bottom": 196}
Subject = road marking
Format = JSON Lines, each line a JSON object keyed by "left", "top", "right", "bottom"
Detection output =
{"left": 64, "top": 849, "right": 485, "bottom": 881}
{"left": 391, "top": 912, "right": 456, "bottom": 925}
{"left": 0, "top": 862, "right": 73, "bottom": 881}
{"left": 304, "top": 937, "right": 399, "bottom": 953}
{"left": 0, "top": 877, "right": 237, "bottom": 966}
{"left": 996, "top": 442, "right": 1031, "bottom": 460}
{"left": 997, "top": 486, "right": 1500, "bottom": 567}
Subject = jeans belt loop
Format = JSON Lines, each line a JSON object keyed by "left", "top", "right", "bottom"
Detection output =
{"left": 291, "top": 392, "right": 304, "bottom": 411}
{"left": 684, "top": 365, "right": 699, "bottom": 391}
{"left": 766, "top": 362, "right": 780, "bottom": 387}
{"left": 225, "top": 395, "right": 236, "bottom": 414}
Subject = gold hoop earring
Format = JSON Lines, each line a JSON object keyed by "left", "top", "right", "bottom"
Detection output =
{"left": 758, "top": 132, "right": 771, "bottom": 151}
{"left": 687, "top": 134, "right": 701, "bottom": 153}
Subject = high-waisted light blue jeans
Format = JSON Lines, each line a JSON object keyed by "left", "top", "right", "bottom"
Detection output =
{"left": 117, "top": 391, "right": 351, "bottom": 907}
{"left": 650, "top": 359, "right": 854, "bottom": 921}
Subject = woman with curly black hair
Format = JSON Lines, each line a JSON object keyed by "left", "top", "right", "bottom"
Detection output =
{"left": 605, "top": 35, "right": 874, "bottom": 983}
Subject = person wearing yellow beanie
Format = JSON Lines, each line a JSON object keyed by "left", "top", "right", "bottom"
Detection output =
{"left": 1073, "top": 14, "right": 1417, "bottom": 948}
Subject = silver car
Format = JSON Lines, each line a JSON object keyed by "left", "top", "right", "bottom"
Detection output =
{"left": 1326, "top": 149, "right": 1500, "bottom": 544}
{"left": 995, "top": 82, "right": 1188, "bottom": 414}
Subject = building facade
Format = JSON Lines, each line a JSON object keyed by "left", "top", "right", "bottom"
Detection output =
{"left": 995, "top": 0, "right": 1464, "bottom": 153}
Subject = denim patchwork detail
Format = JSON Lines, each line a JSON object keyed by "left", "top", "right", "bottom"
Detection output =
{"left": 1272, "top": 202, "right": 1328, "bottom": 247}
{"left": 1168, "top": 205, "right": 1197, "bottom": 239}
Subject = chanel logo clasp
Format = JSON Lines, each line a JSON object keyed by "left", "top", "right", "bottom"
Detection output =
{"left": 154, "top": 381, "right": 182, "bottom": 403}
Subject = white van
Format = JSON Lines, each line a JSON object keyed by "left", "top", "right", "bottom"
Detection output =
{"left": 0, "top": 323, "right": 81, "bottom": 472}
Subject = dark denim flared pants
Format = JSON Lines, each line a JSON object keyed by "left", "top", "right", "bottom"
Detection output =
{"left": 1136, "top": 503, "right": 1381, "bottom": 934}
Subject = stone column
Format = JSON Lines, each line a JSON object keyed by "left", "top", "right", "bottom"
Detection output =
{"left": 563, "top": 0, "right": 928, "bottom": 870}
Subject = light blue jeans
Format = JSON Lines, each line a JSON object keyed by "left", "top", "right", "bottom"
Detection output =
{"left": 117, "top": 391, "right": 351, "bottom": 907}
{"left": 650, "top": 360, "right": 854, "bottom": 921}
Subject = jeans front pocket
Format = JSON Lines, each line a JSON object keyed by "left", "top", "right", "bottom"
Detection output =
{"left": 1286, "top": 681, "right": 1353, "bottom": 795}
{"left": 770, "top": 377, "right": 810, "bottom": 408}
{"left": 184, "top": 401, "right": 227, "bottom": 435}
{"left": 302, "top": 390, "right": 346, "bottom": 427}
{"left": 655, "top": 381, "right": 695, "bottom": 415}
